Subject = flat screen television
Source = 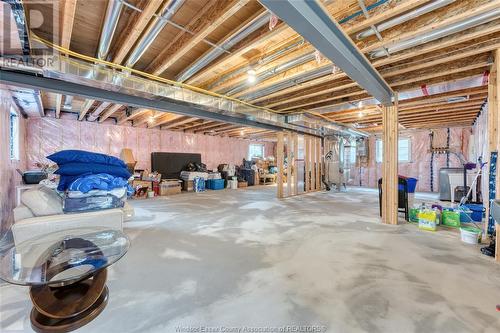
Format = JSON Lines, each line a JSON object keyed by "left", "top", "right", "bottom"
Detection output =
{"left": 151, "top": 152, "right": 202, "bottom": 179}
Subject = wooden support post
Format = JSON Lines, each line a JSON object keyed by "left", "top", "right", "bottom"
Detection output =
{"left": 382, "top": 95, "right": 399, "bottom": 225}
{"left": 311, "top": 136, "right": 317, "bottom": 191}
{"left": 277, "top": 132, "right": 284, "bottom": 199}
{"left": 286, "top": 132, "right": 292, "bottom": 197}
{"left": 490, "top": 49, "right": 500, "bottom": 261}
{"left": 293, "top": 133, "right": 299, "bottom": 195}
{"left": 304, "top": 135, "right": 311, "bottom": 192}
{"left": 316, "top": 137, "right": 321, "bottom": 190}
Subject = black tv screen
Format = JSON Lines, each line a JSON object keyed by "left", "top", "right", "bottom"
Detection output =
{"left": 151, "top": 152, "right": 202, "bottom": 179}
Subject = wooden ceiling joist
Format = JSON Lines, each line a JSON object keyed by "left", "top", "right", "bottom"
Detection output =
{"left": 99, "top": 104, "right": 123, "bottom": 123}
{"left": 78, "top": 99, "right": 95, "bottom": 121}
{"left": 148, "top": 0, "right": 249, "bottom": 76}
{"left": 112, "top": 0, "right": 164, "bottom": 64}
{"left": 148, "top": 113, "right": 183, "bottom": 128}
{"left": 117, "top": 108, "right": 150, "bottom": 125}
{"left": 160, "top": 116, "right": 195, "bottom": 129}
{"left": 194, "top": 123, "right": 236, "bottom": 134}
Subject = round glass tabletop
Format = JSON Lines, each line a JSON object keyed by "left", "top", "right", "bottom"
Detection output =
{"left": 0, "top": 228, "right": 129, "bottom": 286}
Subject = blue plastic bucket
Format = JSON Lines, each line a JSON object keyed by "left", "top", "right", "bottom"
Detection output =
{"left": 463, "top": 204, "right": 485, "bottom": 222}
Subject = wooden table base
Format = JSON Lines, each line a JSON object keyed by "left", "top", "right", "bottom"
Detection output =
{"left": 29, "top": 269, "right": 108, "bottom": 333}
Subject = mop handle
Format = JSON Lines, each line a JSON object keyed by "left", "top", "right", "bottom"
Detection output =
{"left": 462, "top": 162, "right": 488, "bottom": 204}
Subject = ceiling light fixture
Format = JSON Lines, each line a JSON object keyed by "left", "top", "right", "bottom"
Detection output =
{"left": 247, "top": 68, "right": 257, "bottom": 84}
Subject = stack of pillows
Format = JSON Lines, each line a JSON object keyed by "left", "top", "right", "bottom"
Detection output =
{"left": 47, "top": 150, "right": 132, "bottom": 192}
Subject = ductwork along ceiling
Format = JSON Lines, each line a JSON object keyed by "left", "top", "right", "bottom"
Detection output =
{"left": 1, "top": 0, "right": 498, "bottom": 137}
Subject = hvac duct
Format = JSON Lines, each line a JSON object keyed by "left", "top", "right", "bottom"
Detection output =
{"left": 242, "top": 65, "right": 333, "bottom": 101}
{"left": 98, "top": 0, "right": 123, "bottom": 60}
{"left": 207, "top": 38, "right": 305, "bottom": 91}
{"left": 224, "top": 52, "right": 317, "bottom": 96}
{"left": 125, "top": 0, "right": 185, "bottom": 68}
{"left": 370, "top": 8, "right": 500, "bottom": 58}
{"left": 177, "top": 12, "right": 271, "bottom": 83}
{"left": 357, "top": 0, "right": 455, "bottom": 40}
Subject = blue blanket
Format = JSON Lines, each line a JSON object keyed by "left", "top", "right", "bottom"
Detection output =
{"left": 67, "top": 173, "right": 131, "bottom": 194}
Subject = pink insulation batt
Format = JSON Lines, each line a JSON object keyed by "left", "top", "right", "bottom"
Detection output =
{"left": 25, "top": 115, "right": 276, "bottom": 171}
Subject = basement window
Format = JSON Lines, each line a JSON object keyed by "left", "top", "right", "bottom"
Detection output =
{"left": 10, "top": 107, "right": 20, "bottom": 160}
{"left": 376, "top": 138, "right": 411, "bottom": 163}
{"left": 248, "top": 144, "right": 264, "bottom": 160}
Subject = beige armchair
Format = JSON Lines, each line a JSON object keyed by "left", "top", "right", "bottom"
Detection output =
{"left": 12, "top": 186, "right": 134, "bottom": 248}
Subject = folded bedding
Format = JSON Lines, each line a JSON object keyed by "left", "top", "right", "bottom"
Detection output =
{"left": 63, "top": 194, "right": 125, "bottom": 213}
{"left": 48, "top": 150, "right": 126, "bottom": 168}
{"left": 67, "top": 173, "right": 130, "bottom": 193}
{"left": 55, "top": 163, "right": 131, "bottom": 178}
{"left": 67, "top": 187, "right": 127, "bottom": 199}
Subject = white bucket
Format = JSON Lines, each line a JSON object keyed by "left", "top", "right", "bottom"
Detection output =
{"left": 460, "top": 227, "right": 481, "bottom": 244}
{"left": 147, "top": 191, "right": 155, "bottom": 198}
{"left": 229, "top": 180, "right": 238, "bottom": 189}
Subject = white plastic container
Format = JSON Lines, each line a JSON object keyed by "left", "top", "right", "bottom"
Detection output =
{"left": 460, "top": 227, "right": 481, "bottom": 244}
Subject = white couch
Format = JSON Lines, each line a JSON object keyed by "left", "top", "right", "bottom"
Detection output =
{"left": 12, "top": 186, "right": 134, "bottom": 247}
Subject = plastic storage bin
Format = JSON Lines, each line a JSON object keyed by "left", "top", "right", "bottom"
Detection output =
{"left": 463, "top": 204, "right": 485, "bottom": 222}
{"left": 399, "top": 177, "right": 418, "bottom": 193}
{"left": 206, "top": 179, "right": 225, "bottom": 190}
{"left": 460, "top": 226, "right": 481, "bottom": 244}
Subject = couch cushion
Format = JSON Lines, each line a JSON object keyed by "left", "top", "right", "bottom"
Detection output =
{"left": 13, "top": 205, "right": 35, "bottom": 221}
{"left": 21, "top": 186, "right": 63, "bottom": 216}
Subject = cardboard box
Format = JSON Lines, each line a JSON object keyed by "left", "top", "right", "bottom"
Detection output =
{"left": 238, "top": 181, "right": 248, "bottom": 188}
{"left": 132, "top": 180, "right": 152, "bottom": 190}
{"left": 160, "top": 186, "right": 181, "bottom": 196}
{"left": 182, "top": 180, "right": 194, "bottom": 192}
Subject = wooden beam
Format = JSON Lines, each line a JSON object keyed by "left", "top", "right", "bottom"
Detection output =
{"left": 364, "top": 1, "right": 500, "bottom": 54}
{"left": 489, "top": 49, "right": 500, "bottom": 254}
{"left": 112, "top": 0, "right": 163, "bottom": 64}
{"left": 382, "top": 96, "right": 398, "bottom": 225}
{"left": 160, "top": 116, "right": 195, "bottom": 129}
{"left": 60, "top": 0, "right": 77, "bottom": 48}
{"left": 99, "top": 104, "right": 123, "bottom": 122}
{"left": 344, "top": 0, "right": 432, "bottom": 36}
{"left": 293, "top": 133, "right": 298, "bottom": 195}
{"left": 193, "top": 122, "right": 233, "bottom": 133}
{"left": 182, "top": 120, "right": 216, "bottom": 131}
{"left": 148, "top": 113, "right": 183, "bottom": 128}
{"left": 277, "top": 132, "right": 284, "bottom": 199}
{"left": 148, "top": 0, "right": 248, "bottom": 75}
{"left": 78, "top": 99, "right": 94, "bottom": 121}
{"left": 254, "top": 27, "right": 500, "bottom": 107}
{"left": 305, "top": 136, "right": 310, "bottom": 192}
{"left": 117, "top": 108, "right": 149, "bottom": 125}
{"left": 316, "top": 137, "right": 321, "bottom": 191}
{"left": 88, "top": 102, "right": 111, "bottom": 121}
{"left": 286, "top": 132, "right": 292, "bottom": 196}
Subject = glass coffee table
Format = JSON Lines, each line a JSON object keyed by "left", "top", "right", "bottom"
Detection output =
{"left": 0, "top": 228, "right": 130, "bottom": 333}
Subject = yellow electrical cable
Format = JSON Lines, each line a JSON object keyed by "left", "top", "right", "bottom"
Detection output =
{"left": 29, "top": 32, "right": 280, "bottom": 114}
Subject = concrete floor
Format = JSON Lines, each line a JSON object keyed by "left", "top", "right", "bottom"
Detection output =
{"left": 1, "top": 186, "right": 500, "bottom": 332}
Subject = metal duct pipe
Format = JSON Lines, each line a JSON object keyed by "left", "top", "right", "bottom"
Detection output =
{"left": 63, "top": 95, "right": 73, "bottom": 110}
{"left": 125, "top": 0, "right": 185, "bottom": 68}
{"left": 207, "top": 37, "right": 305, "bottom": 90}
{"left": 224, "top": 52, "right": 317, "bottom": 95}
{"left": 357, "top": 0, "right": 455, "bottom": 40}
{"left": 242, "top": 65, "right": 333, "bottom": 101}
{"left": 370, "top": 8, "right": 500, "bottom": 58}
{"left": 98, "top": 0, "right": 123, "bottom": 60}
{"left": 177, "top": 12, "right": 271, "bottom": 82}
